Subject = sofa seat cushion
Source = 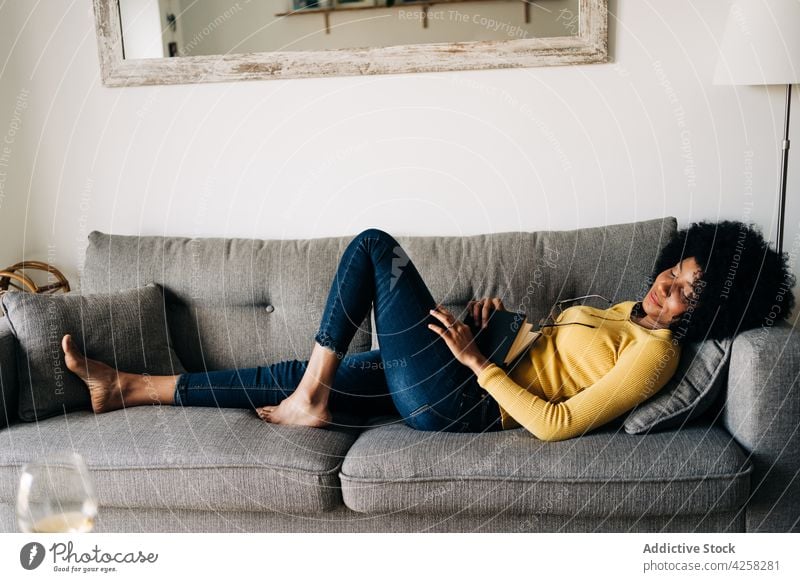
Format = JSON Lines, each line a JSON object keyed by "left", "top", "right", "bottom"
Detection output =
{"left": 0, "top": 408, "right": 359, "bottom": 513}
{"left": 340, "top": 424, "right": 752, "bottom": 517}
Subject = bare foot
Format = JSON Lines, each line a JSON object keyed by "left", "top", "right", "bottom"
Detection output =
{"left": 62, "top": 334, "right": 127, "bottom": 413}
{"left": 256, "top": 392, "right": 332, "bottom": 429}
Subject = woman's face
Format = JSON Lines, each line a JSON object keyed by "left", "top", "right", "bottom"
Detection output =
{"left": 643, "top": 256, "right": 703, "bottom": 327}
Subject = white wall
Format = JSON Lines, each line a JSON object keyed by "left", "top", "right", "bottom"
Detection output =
{"left": 0, "top": 1, "right": 798, "bottom": 320}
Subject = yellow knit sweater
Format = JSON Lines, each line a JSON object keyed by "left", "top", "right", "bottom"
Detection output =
{"left": 476, "top": 301, "right": 681, "bottom": 441}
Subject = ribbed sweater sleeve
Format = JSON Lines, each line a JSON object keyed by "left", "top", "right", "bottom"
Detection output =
{"left": 476, "top": 338, "right": 679, "bottom": 442}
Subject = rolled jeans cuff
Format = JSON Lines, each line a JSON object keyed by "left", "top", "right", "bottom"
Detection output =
{"left": 314, "top": 331, "right": 348, "bottom": 361}
{"left": 173, "top": 373, "right": 189, "bottom": 406}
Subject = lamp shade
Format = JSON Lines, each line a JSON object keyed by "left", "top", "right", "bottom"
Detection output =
{"left": 714, "top": 0, "right": 800, "bottom": 85}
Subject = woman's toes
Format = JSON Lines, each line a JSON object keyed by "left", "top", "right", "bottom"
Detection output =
{"left": 257, "top": 397, "right": 331, "bottom": 428}
{"left": 62, "top": 334, "right": 87, "bottom": 376}
{"left": 61, "top": 333, "right": 126, "bottom": 414}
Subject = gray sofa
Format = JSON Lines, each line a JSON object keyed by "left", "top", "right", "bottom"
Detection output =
{"left": 1, "top": 216, "right": 798, "bottom": 532}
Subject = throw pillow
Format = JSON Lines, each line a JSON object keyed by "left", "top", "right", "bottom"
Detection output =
{"left": 1, "top": 283, "right": 185, "bottom": 422}
{"left": 0, "top": 318, "right": 18, "bottom": 429}
{"left": 623, "top": 337, "right": 733, "bottom": 434}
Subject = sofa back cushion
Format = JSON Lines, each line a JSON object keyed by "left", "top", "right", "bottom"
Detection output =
{"left": 82, "top": 233, "right": 375, "bottom": 372}
{"left": 393, "top": 216, "right": 676, "bottom": 332}
{"left": 82, "top": 217, "right": 675, "bottom": 372}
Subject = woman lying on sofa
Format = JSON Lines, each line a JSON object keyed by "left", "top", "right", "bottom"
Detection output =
{"left": 61, "top": 221, "right": 795, "bottom": 441}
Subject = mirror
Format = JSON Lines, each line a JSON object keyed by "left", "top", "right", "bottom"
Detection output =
{"left": 120, "top": 0, "right": 583, "bottom": 56}
{"left": 93, "top": 0, "right": 607, "bottom": 85}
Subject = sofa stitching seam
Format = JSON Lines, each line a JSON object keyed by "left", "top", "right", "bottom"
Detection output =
{"left": 337, "top": 467, "right": 753, "bottom": 484}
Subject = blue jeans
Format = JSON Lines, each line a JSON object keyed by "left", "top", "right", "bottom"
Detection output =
{"left": 173, "top": 228, "right": 503, "bottom": 433}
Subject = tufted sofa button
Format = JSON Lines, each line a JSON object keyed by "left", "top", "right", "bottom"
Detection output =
{"left": 265, "top": 304, "right": 275, "bottom": 313}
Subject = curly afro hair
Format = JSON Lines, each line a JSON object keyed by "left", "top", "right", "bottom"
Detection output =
{"left": 648, "top": 220, "right": 796, "bottom": 343}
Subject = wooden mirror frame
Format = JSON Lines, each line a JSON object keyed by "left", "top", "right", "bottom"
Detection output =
{"left": 93, "top": 0, "right": 608, "bottom": 87}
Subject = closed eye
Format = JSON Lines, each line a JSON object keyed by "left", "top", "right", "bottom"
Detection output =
{"left": 670, "top": 270, "right": 689, "bottom": 303}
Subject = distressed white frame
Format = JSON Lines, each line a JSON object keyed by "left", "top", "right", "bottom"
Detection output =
{"left": 93, "top": 0, "right": 608, "bottom": 87}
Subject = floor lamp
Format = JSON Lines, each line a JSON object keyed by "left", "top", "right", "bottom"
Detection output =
{"left": 714, "top": 0, "right": 800, "bottom": 255}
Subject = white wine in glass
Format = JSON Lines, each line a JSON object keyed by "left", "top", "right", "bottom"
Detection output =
{"left": 16, "top": 451, "right": 98, "bottom": 533}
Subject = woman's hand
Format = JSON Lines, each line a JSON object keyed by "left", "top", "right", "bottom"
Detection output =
{"left": 428, "top": 304, "right": 490, "bottom": 376}
{"left": 466, "top": 297, "right": 506, "bottom": 329}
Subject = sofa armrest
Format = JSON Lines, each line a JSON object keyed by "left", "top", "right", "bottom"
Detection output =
{"left": 0, "top": 318, "right": 18, "bottom": 429}
{"left": 723, "top": 320, "right": 800, "bottom": 532}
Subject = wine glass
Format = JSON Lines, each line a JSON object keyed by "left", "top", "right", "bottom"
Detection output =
{"left": 16, "top": 451, "right": 98, "bottom": 533}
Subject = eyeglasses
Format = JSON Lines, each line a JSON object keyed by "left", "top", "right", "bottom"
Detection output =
{"left": 538, "top": 294, "right": 613, "bottom": 330}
